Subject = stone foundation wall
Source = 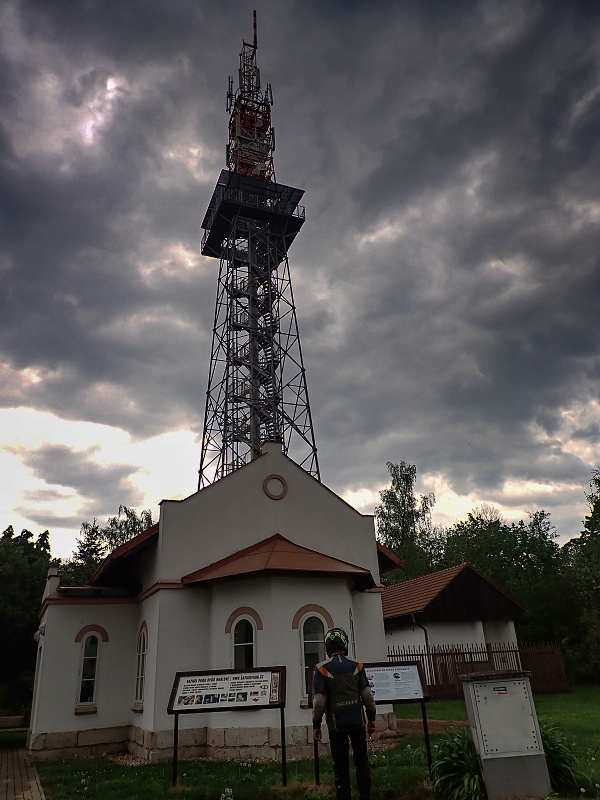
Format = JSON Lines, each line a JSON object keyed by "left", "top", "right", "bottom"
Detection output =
{"left": 29, "top": 712, "right": 397, "bottom": 762}
{"left": 28, "top": 726, "right": 130, "bottom": 761}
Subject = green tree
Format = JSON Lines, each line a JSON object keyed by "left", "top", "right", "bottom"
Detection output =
{"left": 375, "top": 461, "right": 436, "bottom": 580}
{"left": 60, "top": 505, "right": 154, "bottom": 586}
{"left": 0, "top": 526, "right": 53, "bottom": 710}
{"left": 59, "top": 520, "right": 106, "bottom": 587}
{"left": 561, "top": 467, "right": 600, "bottom": 680}
{"left": 103, "top": 505, "right": 154, "bottom": 550}
{"left": 582, "top": 467, "right": 600, "bottom": 537}
{"left": 435, "top": 507, "right": 568, "bottom": 642}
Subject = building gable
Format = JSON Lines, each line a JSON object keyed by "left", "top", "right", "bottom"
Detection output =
{"left": 156, "top": 441, "right": 380, "bottom": 583}
{"left": 382, "top": 564, "right": 523, "bottom": 628}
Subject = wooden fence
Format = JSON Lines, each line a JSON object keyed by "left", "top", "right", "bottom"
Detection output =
{"left": 387, "top": 641, "right": 568, "bottom": 699}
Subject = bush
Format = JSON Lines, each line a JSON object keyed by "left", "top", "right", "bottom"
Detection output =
{"left": 539, "top": 721, "right": 585, "bottom": 792}
{"left": 431, "top": 721, "right": 594, "bottom": 799}
{"left": 431, "top": 726, "right": 486, "bottom": 800}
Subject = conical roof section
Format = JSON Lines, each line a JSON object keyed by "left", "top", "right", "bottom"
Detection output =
{"left": 182, "top": 533, "right": 375, "bottom": 589}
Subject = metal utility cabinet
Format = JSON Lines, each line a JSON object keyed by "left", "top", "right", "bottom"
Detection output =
{"left": 461, "top": 670, "right": 551, "bottom": 800}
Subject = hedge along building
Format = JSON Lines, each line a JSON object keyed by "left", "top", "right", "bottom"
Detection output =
{"left": 28, "top": 17, "right": 399, "bottom": 762}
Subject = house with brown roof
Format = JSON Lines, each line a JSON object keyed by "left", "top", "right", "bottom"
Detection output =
{"left": 382, "top": 563, "right": 524, "bottom": 653}
{"left": 29, "top": 442, "right": 398, "bottom": 762}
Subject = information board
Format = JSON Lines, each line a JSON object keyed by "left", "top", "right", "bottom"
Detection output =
{"left": 363, "top": 662, "right": 426, "bottom": 703}
{"left": 168, "top": 666, "right": 285, "bottom": 714}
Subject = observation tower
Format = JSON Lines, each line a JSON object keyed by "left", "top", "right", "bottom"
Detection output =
{"left": 198, "top": 13, "right": 319, "bottom": 488}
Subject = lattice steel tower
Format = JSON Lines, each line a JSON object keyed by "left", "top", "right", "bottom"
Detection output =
{"left": 198, "top": 13, "right": 319, "bottom": 488}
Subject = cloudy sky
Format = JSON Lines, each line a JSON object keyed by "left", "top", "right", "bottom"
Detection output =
{"left": 2, "top": 0, "right": 599, "bottom": 559}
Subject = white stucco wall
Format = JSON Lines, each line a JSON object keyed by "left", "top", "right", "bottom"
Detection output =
{"left": 385, "top": 619, "right": 519, "bottom": 654}
{"left": 30, "top": 601, "right": 138, "bottom": 735}
{"left": 385, "top": 624, "right": 427, "bottom": 651}
{"left": 351, "top": 591, "right": 388, "bottom": 661}
{"left": 141, "top": 574, "right": 385, "bottom": 731}
{"left": 145, "top": 587, "right": 211, "bottom": 731}
{"left": 427, "top": 620, "right": 486, "bottom": 647}
{"left": 482, "top": 620, "right": 517, "bottom": 645}
{"left": 156, "top": 444, "right": 380, "bottom": 586}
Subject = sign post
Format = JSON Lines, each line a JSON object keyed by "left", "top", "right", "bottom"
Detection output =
{"left": 363, "top": 662, "right": 431, "bottom": 773}
{"left": 280, "top": 705, "right": 287, "bottom": 786}
{"left": 172, "top": 711, "right": 179, "bottom": 787}
{"left": 167, "top": 666, "right": 287, "bottom": 787}
{"left": 307, "top": 661, "right": 430, "bottom": 781}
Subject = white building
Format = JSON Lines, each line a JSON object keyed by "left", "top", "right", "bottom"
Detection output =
{"left": 382, "top": 563, "right": 522, "bottom": 651}
{"left": 382, "top": 564, "right": 523, "bottom": 696}
{"left": 29, "top": 442, "right": 399, "bottom": 761}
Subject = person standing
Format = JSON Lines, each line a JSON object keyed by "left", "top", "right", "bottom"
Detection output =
{"left": 312, "top": 627, "right": 377, "bottom": 800}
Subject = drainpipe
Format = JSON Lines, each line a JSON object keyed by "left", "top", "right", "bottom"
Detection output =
{"left": 411, "top": 613, "right": 431, "bottom": 687}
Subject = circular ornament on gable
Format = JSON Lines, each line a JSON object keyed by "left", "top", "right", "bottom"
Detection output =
{"left": 263, "top": 474, "right": 288, "bottom": 500}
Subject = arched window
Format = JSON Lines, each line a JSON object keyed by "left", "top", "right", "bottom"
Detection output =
{"left": 79, "top": 634, "right": 99, "bottom": 704}
{"left": 301, "top": 615, "right": 326, "bottom": 693}
{"left": 233, "top": 618, "right": 255, "bottom": 670}
{"left": 135, "top": 627, "right": 147, "bottom": 704}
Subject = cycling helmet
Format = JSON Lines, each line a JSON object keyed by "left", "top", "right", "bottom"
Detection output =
{"left": 324, "top": 627, "right": 349, "bottom": 655}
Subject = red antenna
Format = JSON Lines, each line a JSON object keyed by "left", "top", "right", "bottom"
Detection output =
{"left": 225, "top": 11, "right": 275, "bottom": 181}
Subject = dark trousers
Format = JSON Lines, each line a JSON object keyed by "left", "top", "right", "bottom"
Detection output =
{"left": 328, "top": 726, "right": 371, "bottom": 800}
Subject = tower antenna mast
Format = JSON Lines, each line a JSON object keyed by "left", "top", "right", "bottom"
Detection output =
{"left": 198, "top": 13, "right": 320, "bottom": 487}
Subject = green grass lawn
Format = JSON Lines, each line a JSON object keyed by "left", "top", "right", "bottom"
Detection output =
{"left": 32, "top": 688, "right": 600, "bottom": 800}
{"left": 534, "top": 686, "right": 600, "bottom": 795}
{"left": 396, "top": 697, "right": 468, "bottom": 721}
{"left": 35, "top": 735, "right": 432, "bottom": 800}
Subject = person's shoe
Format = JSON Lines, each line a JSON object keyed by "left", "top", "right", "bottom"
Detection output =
{"left": 357, "top": 776, "right": 371, "bottom": 800}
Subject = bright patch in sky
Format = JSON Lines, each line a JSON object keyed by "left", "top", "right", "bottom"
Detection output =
{"left": 0, "top": 408, "right": 199, "bottom": 559}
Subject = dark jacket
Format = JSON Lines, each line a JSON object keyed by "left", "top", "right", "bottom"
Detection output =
{"left": 312, "top": 653, "right": 376, "bottom": 732}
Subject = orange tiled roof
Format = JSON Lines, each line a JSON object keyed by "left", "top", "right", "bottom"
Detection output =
{"left": 382, "top": 564, "right": 468, "bottom": 618}
{"left": 182, "top": 533, "right": 375, "bottom": 589}
{"left": 381, "top": 563, "right": 524, "bottom": 621}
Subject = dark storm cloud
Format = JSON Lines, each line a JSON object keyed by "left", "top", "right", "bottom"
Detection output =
{"left": 1, "top": 0, "right": 224, "bottom": 434}
{"left": 12, "top": 442, "right": 145, "bottom": 530}
{"left": 20, "top": 443, "right": 141, "bottom": 499}
{"left": 2, "top": 0, "right": 600, "bottom": 541}
{"left": 573, "top": 424, "right": 600, "bottom": 443}
{"left": 281, "top": 2, "right": 600, "bottom": 527}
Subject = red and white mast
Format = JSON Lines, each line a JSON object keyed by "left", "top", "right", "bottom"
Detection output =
{"left": 226, "top": 10, "right": 275, "bottom": 182}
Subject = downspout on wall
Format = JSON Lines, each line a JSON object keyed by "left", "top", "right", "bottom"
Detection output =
{"left": 411, "top": 613, "right": 432, "bottom": 686}
{"left": 410, "top": 612, "right": 429, "bottom": 651}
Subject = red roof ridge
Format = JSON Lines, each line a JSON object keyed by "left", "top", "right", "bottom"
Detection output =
{"left": 88, "top": 522, "right": 160, "bottom": 586}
